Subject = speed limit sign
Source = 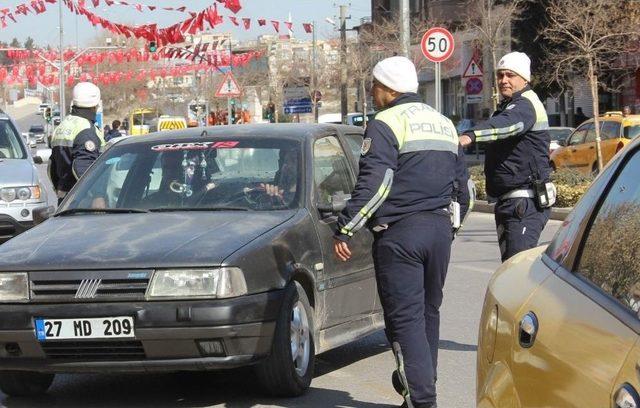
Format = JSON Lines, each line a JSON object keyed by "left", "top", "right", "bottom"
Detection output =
{"left": 421, "top": 27, "right": 455, "bottom": 63}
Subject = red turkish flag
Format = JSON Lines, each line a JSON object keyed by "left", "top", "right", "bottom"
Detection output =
{"left": 92, "top": 0, "right": 100, "bottom": 6}
{"left": 148, "top": 6, "right": 156, "bottom": 11}
{"left": 224, "top": 0, "right": 241, "bottom": 14}
{"left": 229, "top": 16, "right": 239, "bottom": 26}
{"left": 7, "top": 13, "right": 16, "bottom": 23}
{"left": 303, "top": 23, "right": 313, "bottom": 33}
{"left": 284, "top": 22, "right": 293, "bottom": 32}
{"left": 0, "top": 17, "right": 6, "bottom": 28}
{"left": 242, "top": 18, "right": 250, "bottom": 30}
{"left": 176, "top": 6, "right": 186, "bottom": 12}
{"left": 258, "top": 19, "right": 266, "bottom": 26}
{"left": 105, "top": 0, "right": 114, "bottom": 5}
{"left": 135, "top": 4, "right": 143, "bottom": 12}
{"left": 271, "top": 21, "right": 280, "bottom": 33}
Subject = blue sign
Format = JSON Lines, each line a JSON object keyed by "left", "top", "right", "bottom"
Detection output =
{"left": 284, "top": 105, "right": 313, "bottom": 114}
{"left": 284, "top": 97, "right": 312, "bottom": 107}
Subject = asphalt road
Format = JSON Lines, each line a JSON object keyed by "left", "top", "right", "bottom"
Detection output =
{"left": 0, "top": 213, "right": 561, "bottom": 408}
{"left": 2, "top": 104, "right": 562, "bottom": 407}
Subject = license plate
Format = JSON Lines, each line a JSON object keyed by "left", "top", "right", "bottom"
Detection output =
{"left": 35, "top": 317, "right": 135, "bottom": 341}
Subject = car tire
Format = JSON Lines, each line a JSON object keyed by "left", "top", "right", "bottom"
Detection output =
{"left": 255, "top": 281, "right": 315, "bottom": 397}
{"left": 0, "top": 371, "right": 55, "bottom": 396}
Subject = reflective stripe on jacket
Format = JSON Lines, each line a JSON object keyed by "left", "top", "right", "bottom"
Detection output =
{"left": 336, "top": 93, "right": 470, "bottom": 240}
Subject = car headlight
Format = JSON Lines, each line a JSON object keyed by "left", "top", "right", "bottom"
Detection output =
{"left": 146, "top": 268, "right": 248, "bottom": 299}
{"left": 0, "top": 273, "right": 29, "bottom": 302}
{"left": 0, "top": 186, "right": 41, "bottom": 202}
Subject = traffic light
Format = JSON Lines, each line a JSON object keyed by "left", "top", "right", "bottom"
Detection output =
{"left": 148, "top": 41, "right": 157, "bottom": 53}
{"left": 44, "top": 107, "right": 52, "bottom": 123}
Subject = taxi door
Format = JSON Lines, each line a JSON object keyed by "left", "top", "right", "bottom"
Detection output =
{"left": 570, "top": 122, "right": 597, "bottom": 173}
{"left": 554, "top": 124, "right": 588, "bottom": 170}
{"left": 613, "top": 339, "right": 640, "bottom": 407}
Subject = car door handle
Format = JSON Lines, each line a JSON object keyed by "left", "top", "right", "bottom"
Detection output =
{"left": 519, "top": 312, "right": 538, "bottom": 348}
{"left": 615, "top": 383, "right": 640, "bottom": 407}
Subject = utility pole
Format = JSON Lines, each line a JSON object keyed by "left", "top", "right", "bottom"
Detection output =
{"left": 399, "top": 0, "right": 410, "bottom": 57}
{"left": 339, "top": 5, "right": 349, "bottom": 125}
{"left": 312, "top": 21, "right": 319, "bottom": 123}
{"left": 58, "top": 0, "right": 66, "bottom": 119}
{"left": 227, "top": 33, "right": 233, "bottom": 125}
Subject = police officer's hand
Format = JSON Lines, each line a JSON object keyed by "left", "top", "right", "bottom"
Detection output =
{"left": 459, "top": 135, "right": 473, "bottom": 147}
{"left": 333, "top": 238, "right": 351, "bottom": 262}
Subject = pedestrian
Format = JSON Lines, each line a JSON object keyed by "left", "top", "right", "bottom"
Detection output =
{"left": 623, "top": 105, "right": 632, "bottom": 117}
{"left": 105, "top": 120, "right": 124, "bottom": 141}
{"left": 49, "top": 82, "right": 104, "bottom": 204}
{"left": 574, "top": 106, "right": 589, "bottom": 126}
{"left": 459, "top": 51, "right": 554, "bottom": 262}
{"left": 333, "top": 56, "right": 472, "bottom": 408}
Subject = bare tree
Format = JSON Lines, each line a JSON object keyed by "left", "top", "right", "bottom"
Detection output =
{"left": 542, "top": 0, "right": 640, "bottom": 172}
{"left": 466, "top": 0, "right": 530, "bottom": 111}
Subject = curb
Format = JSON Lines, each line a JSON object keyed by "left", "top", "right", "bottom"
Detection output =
{"left": 472, "top": 200, "right": 572, "bottom": 221}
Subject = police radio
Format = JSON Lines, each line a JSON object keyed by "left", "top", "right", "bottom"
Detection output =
{"left": 450, "top": 181, "right": 461, "bottom": 229}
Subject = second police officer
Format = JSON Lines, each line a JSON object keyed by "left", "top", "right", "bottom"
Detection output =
{"left": 49, "top": 82, "right": 105, "bottom": 204}
{"left": 459, "top": 52, "right": 555, "bottom": 262}
{"left": 333, "top": 56, "right": 472, "bottom": 408}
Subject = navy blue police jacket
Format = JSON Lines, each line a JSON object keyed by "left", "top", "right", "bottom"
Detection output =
{"left": 335, "top": 93, "right": 470, "bottom": 241}
{"left": 465, "top": 85, "right": 551, "bottom": 199}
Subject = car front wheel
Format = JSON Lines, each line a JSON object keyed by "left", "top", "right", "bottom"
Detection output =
{"left": 256, "top": 281, "right": 315, "bottom": 397}
{"left": 0, "top": 371, "right": 55, "bottom": 396}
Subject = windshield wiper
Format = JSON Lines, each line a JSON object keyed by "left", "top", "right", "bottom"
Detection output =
{"left": 148, "top": 207, "right": 249, "bottom": 212}
{"left": 55, "top": 208, "right": 150, "bottom": 217}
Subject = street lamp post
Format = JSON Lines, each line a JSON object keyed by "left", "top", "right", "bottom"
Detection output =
{"left": 58, "top": 0, "right": 65, "bottom": 119}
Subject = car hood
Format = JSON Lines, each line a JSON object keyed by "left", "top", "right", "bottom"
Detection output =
{"left": 0, "top": 159, "right": 35, "bottom": 187}
{"left": 0, "top": 210, "right": 298, "bottom": 271}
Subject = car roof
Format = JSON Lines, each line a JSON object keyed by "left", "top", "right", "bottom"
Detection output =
{"left": 115, "top": 123, "right": 361, "bottom": 147}
{"left": 583, "top": 113, "right": 640, "bottom": 125}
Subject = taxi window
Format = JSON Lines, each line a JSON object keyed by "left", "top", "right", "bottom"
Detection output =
{"left": 313, "top": 136, "right": 354, "bottom": 206}
{"left": 574, "top": 148, "right": 640, "bottom": 317}
{"left": 600, "top": 121, "right": 621, "bottom": 140}
{"left": 568, "top": 124, "right": 589, "bottom": 145}
{"left": 584, "top": 123, "right": 597, "bottom": 143}
{"left": 624, "top": 125, "right": 640, "bottom": 139}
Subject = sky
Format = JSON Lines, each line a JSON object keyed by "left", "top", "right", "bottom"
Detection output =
{"left": 0, "top": 0, "right": 371, "bottom": 47}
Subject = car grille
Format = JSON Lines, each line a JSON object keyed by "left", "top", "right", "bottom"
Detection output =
{"left": 41, "top": 340, "right": 146, "bottom": 360}
{"left": 30, "top": 270, "right": 152, "bottom": 302}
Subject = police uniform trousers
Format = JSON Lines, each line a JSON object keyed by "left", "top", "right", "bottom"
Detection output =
{"left": 495, "top": 197, "right": 550, "bottom": 262}
{"left": 372, "top": 211, "right": 452, "bottom": 407}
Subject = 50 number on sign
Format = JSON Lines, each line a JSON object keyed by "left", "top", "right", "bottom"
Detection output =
{"left": 36, "top": 317, "right": 135, "bottom": 341}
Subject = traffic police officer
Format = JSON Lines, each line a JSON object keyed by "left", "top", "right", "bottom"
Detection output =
{"left": 49, "top": 82, "right": 104, "bottom": 204}
{"left": 460, "top": 52, "right": 554, "bottom": 262}
{"left": 333, "top": 56, "right": 472, "bottom": 408}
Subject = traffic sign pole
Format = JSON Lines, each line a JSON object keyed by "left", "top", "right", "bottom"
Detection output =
{"left": 435, "top": 62, "right": 441, "bottom": 112}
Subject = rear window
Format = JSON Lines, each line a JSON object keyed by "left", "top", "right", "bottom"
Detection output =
{"left": 29, "top": 125, "right": 44, "bottom": 132}
{"left": 624, "top": 125, "right": 640, "bottom": 139}
{"left": 0, "top": 120, "right": 26, "bottom": 159}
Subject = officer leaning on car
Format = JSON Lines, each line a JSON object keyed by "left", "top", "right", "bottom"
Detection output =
{"left": 49, "top": 82, "right": 105, "bottom": 204}
{"left": 333, "top": 56, "right": 472, "bottom": 408}
{"left": 460, "top": 51, "right": 555, "bottom": 262}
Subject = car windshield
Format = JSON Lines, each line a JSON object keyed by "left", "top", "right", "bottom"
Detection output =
{"left": 548, "top": 128, "right": 572, "bottom": 142}
{"left": 0, "top": 120, "right": 26, "bottom": 160}
{"left": 29, "top": 125, "right": 44, "bottom": 132}
{"left": 60, "top": 137, "right": 302, "bottom": 212}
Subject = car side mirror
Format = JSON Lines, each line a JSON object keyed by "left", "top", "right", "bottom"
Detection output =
{"left": 33, "top": 206, "right": 55, "bottom": 225}
{"left": 33, "top": 148, "right": 52, "bottom": 164}
{"left": 317, "top": 192, "right": 351, "bottom": 214}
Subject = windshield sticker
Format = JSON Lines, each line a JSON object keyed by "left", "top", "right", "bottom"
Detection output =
{"left": 151, "top": 141, "right": 239, "bottom": 152}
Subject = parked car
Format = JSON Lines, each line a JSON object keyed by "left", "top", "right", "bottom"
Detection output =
{"left": 0, "top": 111, "right": 50, "bottom": 244}
{"left": 36, "top": 103, "right": 50, "bottom": 116}
{"left": 318, "top": 112, "right": 375, "bottom": 127}
{"left": 0, "top": 124, "right": 383, "bottom": 397}
{"left": 547, "top": 126, "right": 574, "bottom": 153}
{"left": 477, "top": 135, "right": 640, "bottom": 407}
{"left": 550, "top": 112, "right": 640, "bottom": 174}
{"left": 28, "top": 124, "right": 46, "bottom": 144}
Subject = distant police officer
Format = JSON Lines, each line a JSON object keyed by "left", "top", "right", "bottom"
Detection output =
{"left": 333, "top": 56, "right": 472, "bottom": 408}
{"left": 49, "top": 82, "right": 104, "bottom": 204}
{"left": 459, "top": 52, "right": 555, "bottom": 262}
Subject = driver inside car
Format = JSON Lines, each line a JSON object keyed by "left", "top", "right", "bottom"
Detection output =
{"left": 257, "top": 147, "right": 298, "bottom": 207}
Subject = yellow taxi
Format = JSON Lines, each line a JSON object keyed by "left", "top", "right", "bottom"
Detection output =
{"left": 550, "top": 112, "right": 640, "bottom": 174}
{"left": 477, "top": 135, "right": 640, "bottom": 407}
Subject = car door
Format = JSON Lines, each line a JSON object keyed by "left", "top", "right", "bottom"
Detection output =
{"left": 510, "top": 147, "right": 640, "bottom": 407}
{"left": 573, "top": 122, "right": 597, "bottom": 172}
{"left": 554, "top": 123, "right": 588, "bottom": 170}
{"left": 600, "top": 120, "right": 622, "bottom": 164}
{"left": 309, "top": 134, "right": 375, "bottom": 329}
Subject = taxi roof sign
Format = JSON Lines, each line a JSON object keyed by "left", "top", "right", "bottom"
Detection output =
{"left": 215, "top": 72, "right": 242, "bottom": 97}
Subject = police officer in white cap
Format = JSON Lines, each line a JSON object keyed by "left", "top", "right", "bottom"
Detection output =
{"left": 49, "top": 82, "right": 105, "bottom": 203}
{"left": 334, "top": 56, "right": 472, "bottom": 408}
{"left": 460, "top": 51, "right": 554, "bottom": 262}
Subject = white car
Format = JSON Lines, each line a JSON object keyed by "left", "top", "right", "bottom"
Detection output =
{"left": 318, "top": 112, "right": 375, "bottom": 127}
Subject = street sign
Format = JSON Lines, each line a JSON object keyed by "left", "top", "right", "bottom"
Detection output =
{"left": 283, "top": 86, "right": 309, "bottom": 100}
{"left": 463, "top": 58, "right": 483, "bottom": 78}
{"left": 420, "top": 27, "right": 455, "bottom": 63}
{"left": 465, "top": 77, "right": 483, "bottom": 95}
{"left": 215, "top": 72, "right": 242, "bottom": 97}
{"left": 466, "top": 95, "right": 483, "bottom": 104}
{"left": 284, "top": 97, "right": 313, "bottom": 115}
